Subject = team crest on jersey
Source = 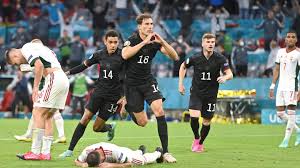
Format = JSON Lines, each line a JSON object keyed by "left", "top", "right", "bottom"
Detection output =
{"left": 124, "top": 41, "right": 131, "bottom": 47}
{"left": 186, "top": 58, "right": 190, "bottom": 64}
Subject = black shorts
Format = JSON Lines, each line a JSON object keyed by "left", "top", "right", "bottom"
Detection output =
{"left": 85, "top": 92, "right": 120, "bottom": 121}
{"left": 125, "top": 80, "right": 164, "bottom": 113}
{"left": 189, "top": 93, "right": 217, "bottom": 119}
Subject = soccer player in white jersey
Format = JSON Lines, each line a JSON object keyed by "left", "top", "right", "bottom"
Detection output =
{"left": 74, "top": 142, "right": 163, "bottom": 167}
{"left": 14, "top": 39, "right": 66, "bottom": 144}
{"left": 5, "top": 39, "right": 69, "bottom": 160}
{"left": 269, "top": 30, "right": 300, "bottom": 148}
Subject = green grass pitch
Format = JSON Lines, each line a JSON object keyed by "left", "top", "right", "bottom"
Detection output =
{"left": 0, "top": 119, "right": 299, "bottom": 168}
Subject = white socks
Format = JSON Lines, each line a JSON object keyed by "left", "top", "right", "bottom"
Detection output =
{"left": 53, "top": 111, "right": 65, "bottom": 138}
{"left": 143, "top": 151, "right": 161, "bottom": 164}
{"left": 31, "top": 128, "right": 44, "bottom": 154}
{"left": 277, "top": 111, "right": 299, "bottom": 132}
{"left": 24, "top": 116, "right": 34, "bottom": 137}
{"left": 283, "top": 110, "right": 296, "bottom": 141}
{"left": 41, "top": 136, "right": 53, "bottom": 155}
{"left": 24, "top": 111, "right": 65, "bottom": 139}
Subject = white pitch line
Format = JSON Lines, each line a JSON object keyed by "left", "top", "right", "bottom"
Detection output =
{"left": 0, "top": 134, "right": 283, "bottom": 141}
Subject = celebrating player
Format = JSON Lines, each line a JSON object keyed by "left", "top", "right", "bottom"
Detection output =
{"left": 178, "top": 33, "right": 233, "bottom": 152}
{"left": 59, "top": 30, "right": 125, "bottom": 158}
{"left": 122, "top": 13, "right": 179, "bottom": 163}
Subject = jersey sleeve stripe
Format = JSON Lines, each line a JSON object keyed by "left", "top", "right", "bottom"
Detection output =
{"left": 29, "top": 57, "right": 39, "bottom": 66}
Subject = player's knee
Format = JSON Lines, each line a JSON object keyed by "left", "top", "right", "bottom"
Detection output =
{"left": 152, "top": 107, "right": 164, "bottom": 116}
{"left": 202, "top": 119, "right": 211, "bottom": 126}
{"left": 93, "top": 124, "right": 103, "bottom": 132}
{"left": 137, "top": 119, "right": 148, "bottom": 127}
{"left": 80, "top": 110, "right": 93, "bottom": 125}
{"left": 80, "top": 117, "right": 91, "bottom": 126}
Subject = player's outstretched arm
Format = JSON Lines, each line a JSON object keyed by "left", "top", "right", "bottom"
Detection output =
{"left": 122, "top": 34, "right": 154, "bottom": 60}
{"left": 178, "top": 62, "right": 187, "bottom": 95}
{"left": 154, "top": 33, "right": 179, "bottom": 61}
{"left": 269, "top": 64, "right": 279, "bottom": 99}
{"left": 99, "top": 162, "right": 133, "bottom": 168}
{"left": 66, "top": 61, "right": 89, "bottom": 75}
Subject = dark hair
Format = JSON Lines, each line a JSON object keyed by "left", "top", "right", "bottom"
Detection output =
{"left": 287, "top": 30, "right": 297, "bottom": 36}
{"left": 5, "top": 48, "right": 13, "bottom": 64}
{"left": 105, "top": 30, "right": 119, "bottom": 40}
{"left": 136, "top": 13, "right": 152, "bottom": 25}
{"left": 86, "top": 151, "right": 101, "bottom": 167}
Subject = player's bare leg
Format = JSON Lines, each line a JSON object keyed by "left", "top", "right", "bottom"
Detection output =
{"left": 151, "top": 99, "right": 176, "bottom": 163}
{"left": 131, "top": 111, "right": 148, "bottom": 127}
{"left": 93, "top": 117, "right": 116, "bottom": 141}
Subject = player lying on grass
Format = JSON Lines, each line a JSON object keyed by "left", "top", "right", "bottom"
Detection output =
{"left": 75, "top": 142, "right": 163, "bottom": 168}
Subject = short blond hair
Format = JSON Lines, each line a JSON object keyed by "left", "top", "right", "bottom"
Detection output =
{"left": 202, "top": 33, "right": 216, "bottom": 41}
{"left": 31, "top": 39, "right": 43, "bottom": 44}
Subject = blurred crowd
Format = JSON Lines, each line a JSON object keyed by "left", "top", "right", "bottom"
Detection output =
{"left": 1, "top": 0, "right": 300, "bottom": 117}
{"left": 0, "top": 0, "right": 300, "bottom": 78}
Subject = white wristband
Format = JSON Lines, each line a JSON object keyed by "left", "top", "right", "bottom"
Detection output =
{"left": 20, "top": 64, "right": 33, "bottom": 72}
{"left": 269, "top": 83, "right": 275, "bottom": 90}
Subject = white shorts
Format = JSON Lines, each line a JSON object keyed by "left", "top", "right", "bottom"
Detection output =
{"left": 34, "top": 70, "right": 69, "bottom": 109}
{"left": 119, "top": 147, "right": 145, "bottom": 165}
{"left": 276, "top": 90, "right": 298, "bottom": 106}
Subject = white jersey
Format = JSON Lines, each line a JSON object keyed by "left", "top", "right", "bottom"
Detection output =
{"left": 21, "top": 42, "right": 61, "bottom": 69}
{"left": 275, "top": 48, "right": 300, "bottom": 91}
{"left": 77, "top": 142, "right": 129, "bottom": 164}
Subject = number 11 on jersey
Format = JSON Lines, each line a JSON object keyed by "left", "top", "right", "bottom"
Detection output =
{"left": 201, "top": 72, "right": 211, "bottom": 80}
{"left": 207, "top": 103, "right": 216, "bottom": 112}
